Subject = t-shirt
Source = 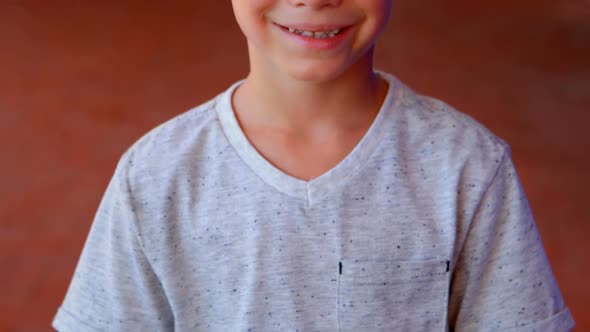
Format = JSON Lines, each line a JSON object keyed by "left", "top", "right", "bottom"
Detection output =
{"left": 53, "top": 72, "right": 574, "bottom": 331}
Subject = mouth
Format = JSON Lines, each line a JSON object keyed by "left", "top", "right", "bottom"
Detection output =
{"left": 276, "top": 24, "right": 348, "bottom": 39}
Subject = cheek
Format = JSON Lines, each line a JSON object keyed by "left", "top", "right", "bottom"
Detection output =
{"left": 364, "top": 0, "right": 393, "bottom": 40}
{"left": 232, "top": 1, "right": 253, "bottom": 32}
{"left": 362, "top": 0, "right": 393, "bottom": 24}
{"left": 232, "top": 0, "right": 273, "bottom": 41}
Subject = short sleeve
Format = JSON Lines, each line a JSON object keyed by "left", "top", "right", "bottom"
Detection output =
{"left": 448, "top": 147, "right": 575, "bottom": 331}
{"left": 53, "top": 154, "right": 174, "bottom": 331}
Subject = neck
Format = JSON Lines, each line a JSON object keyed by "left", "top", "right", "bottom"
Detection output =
{"left": 233, "top": 49, "right": 387, "bottom": 131}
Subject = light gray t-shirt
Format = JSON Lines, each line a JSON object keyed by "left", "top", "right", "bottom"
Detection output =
{"left": 53, "top": 72, "right": 574, "bottom": 331}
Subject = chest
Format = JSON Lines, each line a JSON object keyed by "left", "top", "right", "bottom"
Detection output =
{"left": 142, "top": 188, "right": 454, "bottom": 331}
{"left": 135, "top": 140, "right": 466, "bottom": 330}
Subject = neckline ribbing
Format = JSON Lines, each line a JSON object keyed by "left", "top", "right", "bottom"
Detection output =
{"left": 216, "top": 71, "right": 404, "bottom": 207}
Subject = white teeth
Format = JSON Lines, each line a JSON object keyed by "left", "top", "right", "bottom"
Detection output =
{"left": 287, "top": 27, "right": 342, "bottom": 39}
{"left": 313, "top": 31, "right": 327, "bottom": 38}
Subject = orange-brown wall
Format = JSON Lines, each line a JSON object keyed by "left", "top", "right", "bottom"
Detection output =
{"left": 1, "top": 1, "right": 588, "bottom": 331}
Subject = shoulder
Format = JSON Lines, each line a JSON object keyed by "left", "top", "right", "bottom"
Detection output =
{"left": 392, "top": 82, "right": 509, "bottom": 174}
{"left": 403, "top": 84, "right": 505, "bottom": 152}
{"left": 113, "top": 91, "right": 229, "bottom": 192}
{"left": 127, "top": 97, "right": 218, "bottom": 162}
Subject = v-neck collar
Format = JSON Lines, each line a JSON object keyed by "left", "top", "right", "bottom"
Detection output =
{"left": 216, "top": 71, "right": 404, "bottom": 207}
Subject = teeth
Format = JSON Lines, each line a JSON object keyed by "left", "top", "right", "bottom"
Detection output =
{"left": 287, "top": 27, "right": 342, "bottom": 39}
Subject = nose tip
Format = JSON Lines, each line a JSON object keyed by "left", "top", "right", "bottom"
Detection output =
{"left": 289, "top": 0, "right": 342, "bottom": 9}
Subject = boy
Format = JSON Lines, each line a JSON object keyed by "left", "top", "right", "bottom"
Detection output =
{"left": 53, "top": 0, "right": 574, "bottom": 331}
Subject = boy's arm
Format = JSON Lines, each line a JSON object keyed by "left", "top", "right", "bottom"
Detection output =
{"left": 53, "top": 153, "right": 174, "bottom": 331}
{"left": 448, "top": 146, "right": 574, "bottom": 331}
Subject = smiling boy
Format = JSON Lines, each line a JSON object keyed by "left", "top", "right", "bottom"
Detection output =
{"left": 53, "top": 1, "right": 574, "bottom": 331}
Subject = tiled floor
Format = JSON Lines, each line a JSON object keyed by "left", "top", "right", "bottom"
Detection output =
{"left": 1, "top": 1, "right": 588, "bottom": 331}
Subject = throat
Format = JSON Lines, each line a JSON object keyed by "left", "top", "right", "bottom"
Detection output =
{"left": 241, "top": 126, "right": 368, "bottom": 181}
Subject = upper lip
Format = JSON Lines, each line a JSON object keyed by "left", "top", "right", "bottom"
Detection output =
{"left": 276, "top": 23, "right": 350, "bottom": 32}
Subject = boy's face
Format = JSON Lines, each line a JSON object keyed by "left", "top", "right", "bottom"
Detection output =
{"left": 231, "top": 0, "right": 393, "bottom": 82}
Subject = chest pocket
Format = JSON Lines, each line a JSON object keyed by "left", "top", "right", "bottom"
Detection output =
{"left": 337, "top": 258, "right": 450, "bottom": 332}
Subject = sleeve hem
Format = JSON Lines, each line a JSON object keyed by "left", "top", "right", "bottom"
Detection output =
{"left": 52, "top": 307, "right": 101, "bottom": 332}
{"left": 505, "top": 307, "right": 575, "bottom": 332}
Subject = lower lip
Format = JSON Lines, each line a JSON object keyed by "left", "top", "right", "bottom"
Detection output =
{"left": 276, "top": 25, "right": 352, "bottom": 50}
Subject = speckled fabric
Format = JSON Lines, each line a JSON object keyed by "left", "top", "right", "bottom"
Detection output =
{"left": 53, "top": 72, "right": 574, "bottom": 331}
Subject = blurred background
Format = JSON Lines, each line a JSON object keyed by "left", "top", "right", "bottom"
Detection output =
{"left": 1, "top": 1, "right": 588, "bottom": 331}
